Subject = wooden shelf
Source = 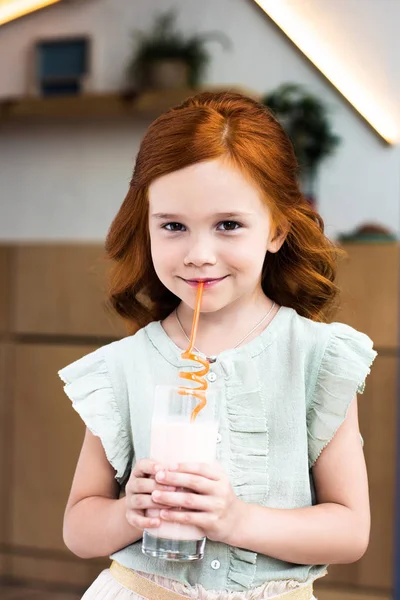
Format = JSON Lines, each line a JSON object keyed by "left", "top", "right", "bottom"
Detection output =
{"left": 0, "top": 86, "right": 259, "bottom": 123}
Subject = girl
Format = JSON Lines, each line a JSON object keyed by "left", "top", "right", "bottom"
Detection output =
{"left": 59, "top": 91, "right": 376, "bottom": 600}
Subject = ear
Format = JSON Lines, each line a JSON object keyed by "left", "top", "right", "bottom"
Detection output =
{"left": 267, "top": 224, "right": 288, "bottom": 254}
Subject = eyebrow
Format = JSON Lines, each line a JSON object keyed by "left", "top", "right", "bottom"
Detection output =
{"left": 151, "top": 212, "right": 252, "bottom": 220}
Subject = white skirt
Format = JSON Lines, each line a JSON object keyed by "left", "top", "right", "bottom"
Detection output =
{"left": 81, "top": 568, "right": 319, "bottom": 600}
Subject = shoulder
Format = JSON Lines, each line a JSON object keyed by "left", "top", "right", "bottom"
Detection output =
{"left": 285, "top": 307, "right": 375, "bottom": 361}
{"left": 281, "top": 308, "right": 377, "bottom": 404}
{"left": 57, "top": 329, "right": 157, "bottom": 484}
{"left": 300, "top": 315, "right": 377, "bottom": 466}
{"left": 58, "top": 322, "right": 161, "bottom": 387}
{"left": 97, "top": 321, "right": 160, "bottom": 362}
{"left": 286, "top": 308, "right": 377, "bottom": 402}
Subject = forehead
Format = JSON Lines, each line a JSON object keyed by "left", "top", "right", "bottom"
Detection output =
{"left": 148, "top": 158, "right": 265, "bottom": 215}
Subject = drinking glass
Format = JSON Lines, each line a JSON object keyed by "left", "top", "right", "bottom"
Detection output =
{"left": 142, "top": 384, "right": 218, "bottom": 561}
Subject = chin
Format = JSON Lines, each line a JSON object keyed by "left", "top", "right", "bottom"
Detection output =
{"left": 190, "top": 296, "right": 231, "bottom": 314}
{"left": 169, "top": 280, "right": 235, "bottom": 313}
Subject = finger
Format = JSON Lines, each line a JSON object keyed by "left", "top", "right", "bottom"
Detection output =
{"left": 160, "top": 462, "right": 222, "bottom": 481}
{"left": 159, "top": 508, "right": 211, "bottom": 528}
{"left": 155, "top": 470, "right": 215, "bottom": 494}
{"left": 152, "top": 490, "right": 217, "bottom": 512}
{"left": 129, "top": 494, "right": 171, "bottom": 511}
{"left": 132, "top": 459, "right": 158, "bottom": 478}
{"left": 130, "top": 477, "right": 176, "bottom": 494}
{"left": 126, "top": 511, "right": 160, "bottom": 530}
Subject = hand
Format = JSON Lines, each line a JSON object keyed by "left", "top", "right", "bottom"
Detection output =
{"left": 151, "top": 462, "right": 244, "bottom": 544}
{"left": 124, "top": 458, "right": 176, "bottom": 530}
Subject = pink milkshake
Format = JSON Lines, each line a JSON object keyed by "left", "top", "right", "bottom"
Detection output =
{"left": 142, "top": 385, "right": 218, "bottom": 561}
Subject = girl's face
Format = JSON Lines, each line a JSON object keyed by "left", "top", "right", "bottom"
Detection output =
{"left": 148, "top": 158, "right": 285, "bottom": 313}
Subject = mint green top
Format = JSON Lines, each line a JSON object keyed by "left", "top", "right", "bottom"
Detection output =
{"left": 59, "top": 306, "right": 376, "bottom": 592}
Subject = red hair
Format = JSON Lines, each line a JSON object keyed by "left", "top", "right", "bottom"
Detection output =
{"left": 105, "top": 91, "right": 342, "bottom": 330}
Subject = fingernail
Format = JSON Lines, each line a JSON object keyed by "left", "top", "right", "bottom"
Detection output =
{"left": 152, "top": 490, "right": 161, "bottom": 499}
{"left": 156, "top": 471, "right": 165, "bottom": 481}
{"left": 150, "top": 519, "right": 159, "bottom": 526}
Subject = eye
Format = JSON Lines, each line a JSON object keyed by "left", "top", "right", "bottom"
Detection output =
{"left": 217, "top": 220, "right": 242, "bottom": 231}
{"left": 162, "top": 222, "right": 186, "bottom": 232}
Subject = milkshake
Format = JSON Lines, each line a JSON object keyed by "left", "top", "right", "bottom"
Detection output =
{"left": 142, "top": 385, "right": 218, "bottom": 560}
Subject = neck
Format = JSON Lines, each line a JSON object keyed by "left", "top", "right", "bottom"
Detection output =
{"left": 176, "top": 291, "right": 276, "bottom": 357}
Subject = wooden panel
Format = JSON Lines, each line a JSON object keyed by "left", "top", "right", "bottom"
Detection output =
{"left": 356, "top": 354, "right": 397, "bottom": 589}
{"left": 0, "top": 246, "right": 11, "bottom": 334}
{"left": 322, "top": 355, "right": 397, "bottom": 591}
{"left": 0, "top": 553, "right": 7, "bottom": 578}
{"left": 335, "top": 243, "right": 399, "bottom": 348}
{"left": 10, "top": 554, "right": 106, "bottom": 589}
{"left": 1, "top": 343, "right": 13, "bottom": 581}
{"left": 11, "top": 344, "right": 97, "bottom": 552}
{"left": 0, "top": 344, "right": 6, "bottom": 544}
{"left": 322, "top": 563, "right": 357, "bottom": 588}
{"left": 0, "top": 344, "right": 10, "bottom": 547}
{"left": 13, "top": 245, "right": 127, "bottom": 338}
{"left": 315, "top": 585, "right": 390, "bottom": 600}
{"left": 0, "top": 582, "right": 82, "bottom": 600}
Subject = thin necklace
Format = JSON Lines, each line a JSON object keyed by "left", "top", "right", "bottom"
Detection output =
{"left": 175, "top": 301, "right": 276, "bottom": 363}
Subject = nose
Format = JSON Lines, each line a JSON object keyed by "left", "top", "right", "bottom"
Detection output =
{"left": 183, "top": 236, "right": 217, "bottom": 267}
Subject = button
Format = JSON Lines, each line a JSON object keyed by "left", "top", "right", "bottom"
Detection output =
{"left": 211, "top": 559, "right": 221, "bottom": 570}
{"left": 207, "top": 372, "right": 217, "bottom": 382}
{"left": 216, "top": 433, "right": 222, "bottom": 444}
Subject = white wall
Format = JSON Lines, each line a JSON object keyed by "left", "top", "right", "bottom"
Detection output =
{"left": 0, "top": 0, "right": 398, "bottom": 240}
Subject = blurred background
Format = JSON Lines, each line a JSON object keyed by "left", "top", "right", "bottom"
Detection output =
{"left": 0, "top": 0, "right": 399, "bottom": 599}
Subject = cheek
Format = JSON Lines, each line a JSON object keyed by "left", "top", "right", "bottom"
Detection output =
{"left": 149, "top": 236, "right": 167, "bottom": 275}
{"left": 150, "top": 236, "right": 179, "bottom": 276}
{"left": 225, "top": 238, "right": 267, "bottom": 272}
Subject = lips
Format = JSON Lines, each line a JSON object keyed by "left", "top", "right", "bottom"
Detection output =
{"left": 183, "top": 276, "right": 228, "bottom": 288}
{"left": 187, "top": 277, "right": 224, "bottom": 283}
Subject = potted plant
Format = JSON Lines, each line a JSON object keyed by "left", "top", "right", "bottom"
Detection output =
{"left": 262, "top": 83, "right": 340, "bottom": 206}
{"left": 127, "top": 10, "right": 231, "bottom": 91}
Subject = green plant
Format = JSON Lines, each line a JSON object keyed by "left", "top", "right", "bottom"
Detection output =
{"left": 262, "top": 83, "right": 340, "bottom": 197}
{"left": 128, "top": 10, "right": 231, "bottom": 88}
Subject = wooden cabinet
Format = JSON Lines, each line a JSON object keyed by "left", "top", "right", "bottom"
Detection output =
{"left": 320, "top": 355, "right": 397, "bottom": 591}
{"left": 0, "top": 344, "right": 7, "bottom": 545}
{"left": 13, "top": 245, "right": 126, "bottom": 338}
{"left": 8, "top": 342, "right": 108, "bottom": 586}
{"left": 1, "top": 244, "right": 118, "bottom": 587}
{"left": 318, "top": 243, "right": 399, "bottom": 594}
{"left": 358, "top": 355, "right": 397, "bottom": 588}
{"left": 0, "top": 246, "right": 10, "bottom": 334}
{"left": 11, "top": 343, "right": 92, "bottom": 551}
{"left": 0, "top": 343, "right": 10, "bottom": 578}
{"left": 335, "top": 243, "right": 399, "bottom": 349}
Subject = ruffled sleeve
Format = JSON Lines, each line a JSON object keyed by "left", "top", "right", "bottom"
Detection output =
{"left": 307, "top": 323, "right": 377, "bottom": 467}
{"left": 58, "top": 345, "right": 133, "bottom": 485}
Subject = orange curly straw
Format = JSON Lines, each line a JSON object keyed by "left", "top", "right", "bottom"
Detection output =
{"left": 178, "top": 282, "right": 210, "bottom": 422}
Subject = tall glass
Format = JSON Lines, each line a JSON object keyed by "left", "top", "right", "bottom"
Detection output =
{"left": 142, "top": 384, "right": 218, "bottom": 561}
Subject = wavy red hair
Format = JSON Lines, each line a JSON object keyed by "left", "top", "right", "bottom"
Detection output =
{"left": 105, "top": 91, "right": 342, "bottom": 330}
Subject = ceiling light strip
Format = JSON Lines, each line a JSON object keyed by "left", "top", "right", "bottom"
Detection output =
{"left": 254, "top": 0, "right": 398, "bottom": 144}
{"left": 0, "top": 0, "right": 61, "bottom": 26}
